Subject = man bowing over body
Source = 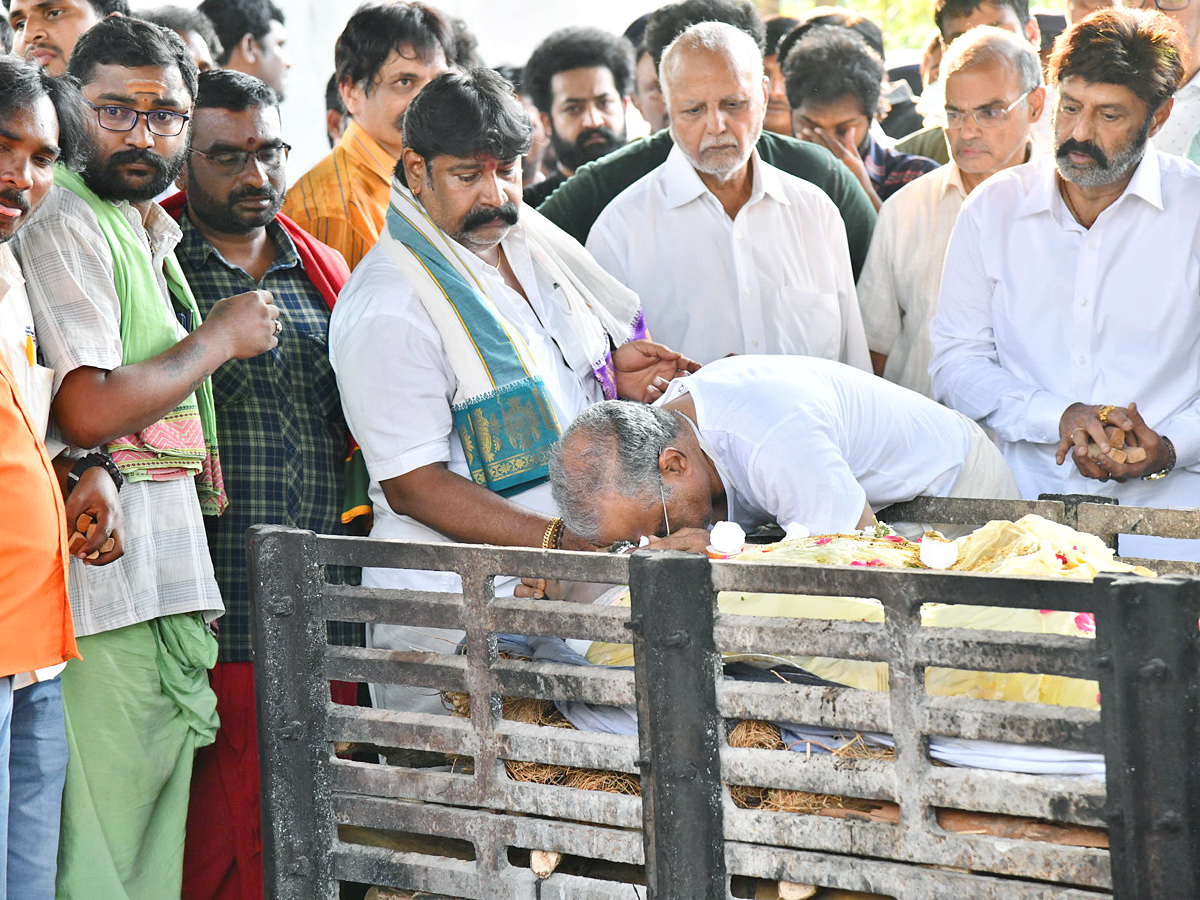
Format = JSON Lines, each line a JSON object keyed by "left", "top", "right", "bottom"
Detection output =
{"left": 330, "top": 67, "right": 697, "bottom": 714}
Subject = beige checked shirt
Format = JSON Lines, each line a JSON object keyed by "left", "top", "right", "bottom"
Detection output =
{"left": 13, "top": 184, "right": 223, "bottom": 637}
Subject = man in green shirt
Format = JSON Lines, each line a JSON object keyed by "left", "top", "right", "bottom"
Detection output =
{"left": 534, "top": 0, "right": 876, "bottom": 277}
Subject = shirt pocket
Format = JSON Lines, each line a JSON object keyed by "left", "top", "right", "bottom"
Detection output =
{"left": 764, "top": 288, "right": 843, "bottom": 361}
{"left": 210, "top": 358, "right": 253, "bottom": 408}
{"left": 291, "top": 331, "right": 342, "bottom": 422}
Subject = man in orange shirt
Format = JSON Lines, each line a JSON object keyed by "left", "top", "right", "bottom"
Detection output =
{"left": 0, "top": 55, "right": 123, "bottom": 900}
{"left": 283, "top": 1, "right": 453, "bottom": 269}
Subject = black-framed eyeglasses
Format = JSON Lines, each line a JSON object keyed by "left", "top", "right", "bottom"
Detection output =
{"left": 1115, "top": 0, "right": 1190, "bottom": 12}
{"left": 188, "top": 143, "right": 292, "bottom": 175}
{"left": 944, "top": 89, "right": 1033, "bottom": 130}
{"left": 87, "top": 102, "right": 190, "bottom": 137}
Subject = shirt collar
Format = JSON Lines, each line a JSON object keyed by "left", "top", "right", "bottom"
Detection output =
{"left": 1015, "top": 143, "right": 1165, "bottom": 218}
{"left": 941, "top": 162, "right": 967, "bottom": 197}
{"left": 660, "top": 142, "right": 785, "bottom": 208}
{"left": 177, "top": 207, "right": 299, "bottom": 276}
{"left": 339, "top": 118, "right": 397, "bottom": 183}
{"left": 390, "top": 181, "right": 530, "bottom": 284}
{"left": 0, "top": 243, "right": 24, "bottom": 291}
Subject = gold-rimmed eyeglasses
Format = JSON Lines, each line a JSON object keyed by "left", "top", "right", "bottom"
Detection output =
{"left": 945, "top": 89, "right": 1033, "bottom": 130}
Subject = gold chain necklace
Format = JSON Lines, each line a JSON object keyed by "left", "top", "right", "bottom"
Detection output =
{"left": 1057, "top": 174, "right": 1088, "bottom": 228}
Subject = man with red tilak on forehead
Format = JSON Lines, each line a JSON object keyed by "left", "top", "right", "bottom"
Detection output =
{"left": 330, "top": 67, "right": 698, "bottom": 716}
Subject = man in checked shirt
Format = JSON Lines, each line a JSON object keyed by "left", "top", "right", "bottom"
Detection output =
{"left": 163, "top": 69, "right": 360, "bottom": 900}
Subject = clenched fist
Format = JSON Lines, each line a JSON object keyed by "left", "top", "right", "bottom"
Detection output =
{"left": 201, "top": 290, "right": 280, "bottom": 360}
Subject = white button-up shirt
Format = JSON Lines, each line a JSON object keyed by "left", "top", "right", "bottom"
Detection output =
{"left": 1150, "top": 74, "right": 1200, "bottom": 157}
{"left": 658, "top": 355, "right": 977, "bottom": 533}
{"left": 930, "top": 149, "right": 1200, "bottom": 557}
{"left": 857, "top": 162, "right": 968, "bottom": 398}
{"left": 586, "top": 144, "right": 870, "bottom": 369}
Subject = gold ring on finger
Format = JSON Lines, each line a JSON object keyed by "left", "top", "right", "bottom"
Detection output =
{"left": 1098, "top": 405, "right": 1116, "bottom": 424}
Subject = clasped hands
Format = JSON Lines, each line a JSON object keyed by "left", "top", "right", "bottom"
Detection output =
{"left": 1055, "top": 401, "right": 1168, "bottom": 482}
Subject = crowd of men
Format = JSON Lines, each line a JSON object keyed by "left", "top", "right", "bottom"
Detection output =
{"left": 2, "top": 0, "right": 1200, "bottom": 897}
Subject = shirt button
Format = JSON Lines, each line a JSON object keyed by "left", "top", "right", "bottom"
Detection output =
{"left": 1077, "top": 356, "right": 1087, "bottom": 364}
{"left": 751, "top": 340, "right": 760, "bottom": 348}
{"left": 1080, "top": 297, "right": 1089, "bottom": 306}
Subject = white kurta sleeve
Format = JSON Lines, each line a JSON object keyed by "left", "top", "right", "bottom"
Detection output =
{"left": 823, "top": 200, "right": 871, "bottom": 373}
{"left": 330, "top": 280, "right": 458, "bottom": 484}
{"left": 584, "top": 208, "right": 630, "bottom": 287}
{"left": 929, "top": 204, "right": 1072, "bottom": 445}
{"left": 855, "top": 203, "right": 902, "bottom": 358}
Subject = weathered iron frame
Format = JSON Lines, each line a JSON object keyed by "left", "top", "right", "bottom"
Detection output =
{"left": 250, "top": 496, "right": 1200, "bottom": 899}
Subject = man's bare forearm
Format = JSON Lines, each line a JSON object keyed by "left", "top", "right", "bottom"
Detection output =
{"left": 53, "top": 331, "right": 231, "bottom": 450}
{"left": 381, "top": 463, "right": 556, "bottom": 548}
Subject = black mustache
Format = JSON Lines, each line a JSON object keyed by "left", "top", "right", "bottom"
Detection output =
{"left": 229, "top": 186, "right": 280, "bottom": 205}
{"left": 1057, "top": 138, "right": 1108, "bottom": 167}
{"left": 574, "top": 126, "right": 621, "bottom": 149}
{"left": 108, "top": 148, "right": 169, "bottom": 171}
{"left": 0, "top": 188, "right": 30, "bottom": 216}
{"left": 461, "top": 203, "right": 519, "bottom": 232}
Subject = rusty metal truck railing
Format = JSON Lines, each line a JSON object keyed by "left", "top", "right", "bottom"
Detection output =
{"left": 249, "top": 497, "right": 1200, "bottom": 899}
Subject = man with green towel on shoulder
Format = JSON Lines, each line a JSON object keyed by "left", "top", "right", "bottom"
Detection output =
{"left": 12, "top": 16, "right": 279, "bottom": 899}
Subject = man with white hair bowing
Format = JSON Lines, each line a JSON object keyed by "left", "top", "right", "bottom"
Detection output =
{"left": 586, "top": 21, "right": 869, "bottom": 368}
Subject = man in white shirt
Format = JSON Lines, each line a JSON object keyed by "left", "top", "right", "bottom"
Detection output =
{"left": 1127, "top": 0, "right": 1200, "bottom": 155}
{"left": 857, "top": 26, "right": 1043, "bottom": 397}
{"left": 548, "top": 355, "right": 1016, "bottom": 548}
{"left": 930, "top": 8, "right": 1200, "bottom": 560}
{"left": 330, "top": 68, "right": 696, "bottom": 714}
{"left": 586, "top": 22, "right": 869, "bottom": 368}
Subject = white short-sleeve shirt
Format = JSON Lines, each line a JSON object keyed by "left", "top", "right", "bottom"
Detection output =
{"left": 659, "top": 355, "right": 975, "bottom": 534}
{"left": 329, "top": 222, "right": 603, "bottom": 594}
{"left": 587, "top": 145, "right": 870, "bottom": 369}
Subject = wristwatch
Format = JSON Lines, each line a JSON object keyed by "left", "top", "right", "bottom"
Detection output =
{"left": 67, "top": 452, "right": 124, "bottom": 494}
{"left": 1143, "top": 436, "right": 1176, "bottom": 481}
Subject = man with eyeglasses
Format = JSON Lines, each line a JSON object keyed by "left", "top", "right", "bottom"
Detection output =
{"left": 159, "top": 68, "right": 357, "bottom": 900}
{"left": 11, "top": 17, "right": 280, "bottom": 898}
{"left": 858, "top": 26, "right": 1044, "bottom": 398}
{"left": 547, "top": 355, "right": 1017, "bottom": 552}
{"left": 895, "top": 0, "right": 1054, "bottom": 165}
{"left": 932, "top": 9, "right": 1200, "bottom": 561}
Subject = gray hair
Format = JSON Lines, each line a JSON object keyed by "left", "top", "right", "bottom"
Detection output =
{"left": 549, "top": 401, "right": 680, "bottom": 542}
{"left": 660, "top": 20, "right": 765, "bottom": 107}
{"left": 941, "top": 25, "right": 1043, "bottom": 95}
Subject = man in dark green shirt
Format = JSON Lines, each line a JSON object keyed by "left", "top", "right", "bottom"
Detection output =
{"left": 533, "top": 0, "right": 876, "bottom": 276}
{"left": 536, "top": 128, "right": 876, "bottom": 277}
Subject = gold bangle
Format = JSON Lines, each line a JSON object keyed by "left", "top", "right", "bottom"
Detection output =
{"left": 542, "top": 517, "right": 563, "bottom": 550}
{"left": 1098, "top": 405, "right": 1117, "bottom": 424}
